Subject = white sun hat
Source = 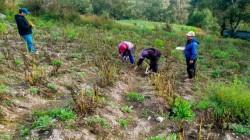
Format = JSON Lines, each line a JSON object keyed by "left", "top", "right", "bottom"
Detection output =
{"left": 186, "top": 31, "right": 195, "bottom": 37}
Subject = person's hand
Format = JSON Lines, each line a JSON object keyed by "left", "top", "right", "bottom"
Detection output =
{"left": 189, "top": 60, "right": 194, "bottom": 64}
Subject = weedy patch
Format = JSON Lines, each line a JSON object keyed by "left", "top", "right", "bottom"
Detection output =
{"left": 121, "top": 105, "right": 133, "bottom": 113}
{"left": 47, "top": 83, "right": 57, "bottom": 92}
{"left": 29, "top": 87, "right": 40, "bottom": 95}
{"left": 0, "top": 84, "right": 9, "bottom": 102}
{"left": 85, "top": 115, "right": 110, "bottom": 128}
{"left": 127, "top": 92, "right": 145, "bottom": 103}
{"left": 50, "top": 59, "right": 63, "bottom": 76}
{"left": 95, "top": 55, "right": 119, "bottom": 87}
{"left": 229, "top": 123, "right": 250, "bottom": 135}
{"left": 170, "top": 97, "right": 195, "bottom": 121}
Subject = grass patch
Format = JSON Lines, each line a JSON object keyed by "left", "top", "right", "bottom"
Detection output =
{"left": 127, "top": 92, "right": 145, "bottom": 103}
{"left": 121, "top": 105, "right": 133, "bottom": 113}
{"left": 197, "top": 80, "right": 250, "bottom": 126}
{"left": 85, "top": 115, "right": 110, "bottom": 128}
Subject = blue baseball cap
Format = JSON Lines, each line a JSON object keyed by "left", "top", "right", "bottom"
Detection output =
{"left": 19, "top": 8, "right": 30, "bottom": 14}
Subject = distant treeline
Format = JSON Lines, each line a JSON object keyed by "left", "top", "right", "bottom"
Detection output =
{"left": 1, "top": 0, "right": 249, "bottom": 35}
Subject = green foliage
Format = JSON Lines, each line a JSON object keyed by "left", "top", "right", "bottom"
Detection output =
{"left": 154, "top": 39, "right": 165, "bottom": 49}
{"left": 47, "top": 108, "right": 76, "bottom": 121}
{"left": 188, "top": 8, "right": 219, "bottom": 32}
{"left": 211, "top": 49, "right": 230, "bottom": 59}
{"left": 121, "top": 105, "right": 133, "bottom": 113}
{"left": 211, "top": 69, "right": 222, "bottom": 78}
{"left": 147, "top": 135, "right": 166, "bottom": 140}
{"left": 86, "top": 115, "right": 109, "bottom": 128}
{"left": 171, "top": 97, "right": 195, "bottom": 121}
{"left": 20, "top": 125, "right": 31, "bottom": 137}
{"left": 0, "top": 22, "right": 7, "bottom": 35}
{"left": 13, "top": 59, "right": 23, "bottom": 66}
{"left": 64, "top": 25, "right": 79, "bottom": 41}
{"left": 229, "top": 123, "right": 250, "bottom": 135}
{"left": 47, "top": 83, "right": 57, "bottom": 91}
{"left": 0, "top": 84, "right": 8, "bottom": 94}
{"left": 127, "top": 92, "right": 145, "bottom": 103}
{"left": 199, "top": 80, "right": 250, "bottom": 125}
{"left": 32, "top": 115, "right": 53, "bottom": 130}
{"left": 118, "top": 118, "right": 129, "bottom": 129}
{"left": 29, "top": 87, "right": 39, "bottom": 94}
{"left": 51, "top": 59, "right": 62, "bottom": 67}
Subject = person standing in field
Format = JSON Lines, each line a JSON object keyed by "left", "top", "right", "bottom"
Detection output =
{"left": 15, "top": 8, "right": 37, "bottom": 53}
{"left": 117, "top": 41, "right": 135, "bottom": 64}
{"left": 184, "top": 31, "right": 199, "bottom": 80}
{"left": 136, "top": 48, "right": 161, "bottom": 73}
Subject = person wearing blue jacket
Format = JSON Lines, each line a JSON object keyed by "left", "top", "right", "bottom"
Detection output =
{"left": 184, "top": 31, "right": 199, "bottom": 79}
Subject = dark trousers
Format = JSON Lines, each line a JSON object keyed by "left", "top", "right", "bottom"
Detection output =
{"left": 149, "top": 58, "right": 159, "bottom": 72}
{"left": 186, "top": 59, "right": 196, "bottom": 79}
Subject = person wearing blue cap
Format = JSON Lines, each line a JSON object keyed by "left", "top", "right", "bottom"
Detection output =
{"left": 15, "top": 8, "right": 37, "bottom": 53}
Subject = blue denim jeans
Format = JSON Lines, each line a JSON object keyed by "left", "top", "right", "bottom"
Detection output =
{"left": 122, "top": 53, "right": 135, "bottom": 64}
{"left": 22, "top": 34, "right": 36, "bottom": 53}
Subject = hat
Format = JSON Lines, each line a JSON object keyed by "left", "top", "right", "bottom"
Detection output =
{"left": 186, "top": 31, "right": 195, "bottom": 37}
{"left": 119, "top": 43, "right": 128, "bottom": 54}
{"left": 19, "top": 8, "right": 30, "bottom": 14}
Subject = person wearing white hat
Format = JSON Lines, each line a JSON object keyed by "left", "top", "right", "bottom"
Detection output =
{"left": 184, "top": 31, "right": 199, "bottom": 79}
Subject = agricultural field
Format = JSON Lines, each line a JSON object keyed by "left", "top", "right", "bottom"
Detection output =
{"left": 0, "top": 6, "right": 250, "bottom": 140}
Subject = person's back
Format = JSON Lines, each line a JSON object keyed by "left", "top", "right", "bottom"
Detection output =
{"left": 15, "top": 14, "right": 32, "bottom": 36}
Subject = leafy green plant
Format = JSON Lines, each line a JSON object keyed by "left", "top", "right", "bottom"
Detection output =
{"left": 229, "top": 123, "right": 250, "bottom": 135}
{"left": 32, "top": 115, "right": 53, "bottom": 130}
{"left": 211, "top": 69, "right": 222, "bottom": 78}
{"left": 85, "top": 115, "right": 109, "bottom": 128}
{"left": 154, "top": 39, "right": 165, "bottom": 49}
{"left": 13, "top": 59, "right": 23, "bottom": 66}
{"left": 51, "top": 59, "right": 62, "bottom": 67}
{"left": 0, "top": 22, "right": 8, "bottom": 35}
{"left": 19, "top": 125, "right": 31, "bottom": 137}
{"left": 127, "top": 92, "right": 145, "bottom": 103}
{"left": 171, "top": 97, "right": 195, "bottom": 121}
{"left": 121, "top": 105, "right": 133, "bottom": 113}
{"left": 29, "top": 87, "right": 39, "bottom": 94}
{"left": 48, "top": 108, "right": 76, "bottom": 121}
{"left": 64, "top": 25, "right": 79, "bottom": 41}
{"left": 147, "top": 135, "right": 166, "bottom": 140}
{"left": 47, "top": 83, "right": 57, "bottom": 91}
{"left": 0, "top": 84, "right": 8, "bottom": 100}
{"left": 118, "top": 118, "right": 129, "bottom": 129}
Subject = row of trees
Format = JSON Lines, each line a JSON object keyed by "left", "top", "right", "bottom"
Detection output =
{"left": 1, "top": 0, "right": 249, "bottom": 35}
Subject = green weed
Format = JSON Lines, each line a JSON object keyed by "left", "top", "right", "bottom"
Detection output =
{"left": 32, "top": 115, "right": 53, "bottom": 130}
{"left": 29, "top": 87, "right": 39, "bottom": 94}
{"left": 118, "top": 118, "right": 130, "bottom": 129}
{"left": 211, "top": 49, "right": 230, "bottom": 59}
{"left": 0, "top": 84, "right": 9, "bottom": 100}
{"left": 13, "top": 59, "right": 23, "bottom": 66}
{"left": 147, "top": 135, "right": 166, "bottom": 140}
{"left": 154, "top": 39, "right": 165, "bottom": 49}
{"left": 19, "top": 125, "right": 31, "bottom": 137}
{"left": 85, "top": 115, "right": 110, "bottom": 128}
{"left": 48, "top": 108, "right": 76, "bottom": 121}
{"left": 51, "top": 59, "right": 62, "bottom": 67}
{"left": 47, "top": 83, "right": 57, "bottom": 91}
{"left": 229, "top": 123, "right": 250, "bottom": 135}
{"left": 198, "top": 80, "right": 250, "bottom": 126}
{"left": 121, "top": 105, "right": 133, "bottom": 113}
{"left": 0, "top": 22, "right": 8, "bottom": 35}
{"left": 171, "top": 97, "right": 195, "bottom": 121}
{"left": 127, "top": 92, "right": 145, "bottom": 103}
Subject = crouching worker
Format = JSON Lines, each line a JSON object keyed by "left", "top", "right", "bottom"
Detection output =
{"left": 117, "top": 41, "right": 135, "bottom": 64}
{"left": 136, "top": 48, "right": 161, "bottom": 73}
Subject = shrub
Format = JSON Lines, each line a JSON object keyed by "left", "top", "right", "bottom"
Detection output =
{"left": 127, "top": 92, "right": 145, "bottom": 103}
{"left": 198, "top": 80, "right": 250, "bottom": 125}
{"left": 171, "top": 97, "right": 195, "bottom": 121}
{"left": 188, "top": 8, "right": 219, "bottom": 32}
{"left": 85, "top": 115, "right": 109, "bottom": 128}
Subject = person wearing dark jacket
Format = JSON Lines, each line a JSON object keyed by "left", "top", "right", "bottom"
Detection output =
{"left": 137, "top": 48, "right": 161, "bottom": 73}
{"left": 184, "top": 31, "right": 199, "bottom": 79}
{"left": 15, "top": 8, "right": 36, "bottom": 53}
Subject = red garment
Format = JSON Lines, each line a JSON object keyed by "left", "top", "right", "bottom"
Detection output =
{"left": 118, "top": 43, "right": 128, "bottom": 54}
